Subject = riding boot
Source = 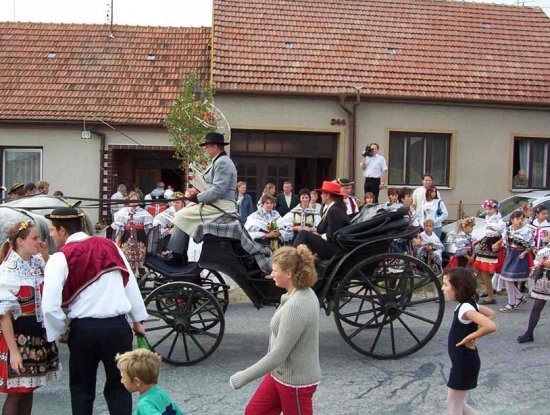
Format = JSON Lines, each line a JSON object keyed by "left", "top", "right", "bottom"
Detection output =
{"left": 165, "top": 228, "right": 189, "bottom": 266}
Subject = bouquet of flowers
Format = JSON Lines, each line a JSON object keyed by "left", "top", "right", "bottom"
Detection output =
{"left": 267, "top": 220, "right": 279, "bottom": 251}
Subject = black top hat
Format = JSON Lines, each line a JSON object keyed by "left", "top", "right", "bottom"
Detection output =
{"left": 8, "top": 182, "right": 24, "bottom": 194}
{"left": 199, "top": 132, "right": 230, "bottom": 147}
{"left": 45, "top": 207, "right": 85, "bottom": 220}
{"left": 336, "top": 177, "right": 355, "bottom": 186}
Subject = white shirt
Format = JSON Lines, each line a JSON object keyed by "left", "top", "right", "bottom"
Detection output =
{"left": 412, "top": 187, "right": 428, "bottom": 208}
{"left": 344, "top": 197, "right": 359, "bottom": 215}
{"left": 42, "top": 232, "right": 148, "bottom": 342}
{"left": 456, "top": 303, "right": 477, "bottom": 324}
{"left": 362, "top": 154, "right": 387, "bottom": 178}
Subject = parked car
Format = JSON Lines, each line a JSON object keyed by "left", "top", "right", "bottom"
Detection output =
{"left": 441, "top": 191, "right": 550, "bottom": 260}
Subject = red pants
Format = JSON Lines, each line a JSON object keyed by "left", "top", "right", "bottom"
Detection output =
{"left": 245, "top": 374, "right": 317, "bottom": 415}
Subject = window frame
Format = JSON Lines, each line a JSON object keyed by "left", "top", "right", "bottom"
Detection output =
{"left": 387, "top": 131, "right": 452, "bottom": 187}
{"left": 1, "top": 146, "right": 43, "bottom": 192}
{"left": 513, "top": 136, "right": 550, "bottom": 190}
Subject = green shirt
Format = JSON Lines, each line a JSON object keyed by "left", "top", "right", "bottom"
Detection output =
{"left": 136, "top": 385, "right": 185, "bottom": 415}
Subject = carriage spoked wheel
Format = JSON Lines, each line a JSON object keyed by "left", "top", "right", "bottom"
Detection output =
{"left": 334, "top": 253, "right": 444, "bottom": 359}
{"left": 199, "top": 269, "right": 230, "bottom": 313}
{"left": 143, "top": 281, "right": 225, "bottom": 365}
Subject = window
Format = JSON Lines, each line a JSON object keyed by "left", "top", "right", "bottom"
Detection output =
{"left": 2, "top": 148, "right": 42, "bottom": 192}
{"left": 388, "top": 132, "right": 451, "bottom": 186}
{"left": 513, "top": 137, "right": 550, "bottom": 189}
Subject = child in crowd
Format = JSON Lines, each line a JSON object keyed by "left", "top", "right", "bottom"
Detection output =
{"left": 414, "top": 219, "right": 444, "bottom": 270}
{"left": 518, "top": 231, "right": 550, "bottom": 343}
{"left": 495, "top": 211, "right": 534, "bottom": 313}
{"left": 442, "top": 268, "right": 496, "bottom": 415}
{"left": 363, "top": 192, "right": 375, "bottom": 206}
{"left": 398, "top": 187, "right": 419, "bottom": 226}
{"left": 386, "top": 188, "right": 399, "bottom": 206}
{"left": 0, "top": 221, "right": 60, "bottom": 414}
{"left": 447, "top": 217, "right": 477, "bottom": 269}
{"left": 116, "top": 349, "right": 185, "bottom": 415}
{"left": 530, "top": 205, "right": 549, "bottom": 253}
{"left": 473, "top": 199, "right": 505, "bottom": 305}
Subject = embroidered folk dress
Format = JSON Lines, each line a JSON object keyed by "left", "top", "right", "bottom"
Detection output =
{"left": 473, "top": 212, "right": 505, "bottom": 273}
{"left": 447, "top": 231, "right": 477, "bottom": 269}
{"left": 530, "top": 245, "right": 550, "bottom": 301}
{"left": 0, "top": 251, "right": 59, "bottom": 393}
{"left": 499, "top": 225, "right": 534, "bottom": 282}
{"left": 112, "top": 207, "right": 153, "bottom": 270}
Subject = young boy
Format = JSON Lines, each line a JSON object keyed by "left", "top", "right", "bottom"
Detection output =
{"left": 414, "top": 218, "right": 444, "bottom": 269}
{"left": 116, "top": 349, "right": 185, "bottom": 415}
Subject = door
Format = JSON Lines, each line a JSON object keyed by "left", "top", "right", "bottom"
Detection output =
{"left": 135, "top": 169, "right": 161, "bottom": 194}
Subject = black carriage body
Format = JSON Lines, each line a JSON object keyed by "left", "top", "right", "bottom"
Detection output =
{"left": 141, "top": 205, "right": 445, "bottom": 365}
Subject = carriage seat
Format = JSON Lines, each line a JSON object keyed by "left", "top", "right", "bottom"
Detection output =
{"left": 145, "top": 254, "right": 202, "bottom": 280}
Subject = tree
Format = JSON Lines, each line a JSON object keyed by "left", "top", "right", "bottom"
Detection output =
{"left": 165, "top": 70, "right": 217, "bottom": 183}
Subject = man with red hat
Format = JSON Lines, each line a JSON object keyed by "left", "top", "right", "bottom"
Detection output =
{"left": 293, "top": 181, "right": 350, "bottom": 259}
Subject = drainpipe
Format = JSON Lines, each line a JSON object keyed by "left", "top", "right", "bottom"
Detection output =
{"left": 339, "top": 87, "right": 362, "bottom": 180}
{"left": 93, "top": 130, "right": 107, "bottom": 222}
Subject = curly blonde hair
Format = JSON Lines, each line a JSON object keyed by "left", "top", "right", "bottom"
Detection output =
{"left": 272, "top": 245, "right": 317, "bottom": 289}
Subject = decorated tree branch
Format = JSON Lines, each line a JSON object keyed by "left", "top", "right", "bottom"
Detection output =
{"left": 165, "top": 70, "right": 219, "bottom": 188}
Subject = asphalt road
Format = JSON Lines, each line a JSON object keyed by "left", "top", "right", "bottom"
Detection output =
{"left": 1, "top": 296, "right": 549, "bottom": 415}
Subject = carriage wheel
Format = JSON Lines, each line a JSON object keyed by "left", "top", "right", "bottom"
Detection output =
{"left": 143, "top": 282, "right": 224, "bottom": 365}
{"left": 334, "top": 253, "right": 444, "bottom": 359}
{"left": 199, "top": 269, "right": 229, "bottom": 313}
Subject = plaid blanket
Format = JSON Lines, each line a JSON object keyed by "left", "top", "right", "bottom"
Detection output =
{"left": 192, "top": 214, "right": 273, "bottom": 274}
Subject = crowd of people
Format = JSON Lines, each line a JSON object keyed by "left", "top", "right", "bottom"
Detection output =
{"left": 1, "top": 132, "right": 549, "bottom": 414}
{"left": 1, "top": 180, "right": 64, "bottom": 201}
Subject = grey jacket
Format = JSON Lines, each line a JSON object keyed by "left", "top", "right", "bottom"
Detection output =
{"left": 197, "top": 152, "right": 237, "bottom": 204}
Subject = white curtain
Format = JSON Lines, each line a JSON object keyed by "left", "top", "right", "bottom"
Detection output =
{"left": 3, "top": 149, "right": 42, "bottom": 190}
{"left": 518, "top": 140, "right": 529, "bottom": 173}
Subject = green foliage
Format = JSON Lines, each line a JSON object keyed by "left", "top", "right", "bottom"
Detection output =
{"left": 165, "top": 70, "right": 216, "bottom": 169}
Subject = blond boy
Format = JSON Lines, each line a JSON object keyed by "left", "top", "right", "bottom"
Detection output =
{"left": 116, "top": 349, "right": 185, "bottom": 415}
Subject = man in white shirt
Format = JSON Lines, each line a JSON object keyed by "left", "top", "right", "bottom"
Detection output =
{"left": 412, "top": 173, "right": 433, "bottom": 209}
{"left": 110, "top": 183, "right": 127, "bottom": 217}
{"left": 42, "top": 207, "right": 147, "bottom": 415}
{"left": 359, "top": 143, "right": 388, "bottom": 203}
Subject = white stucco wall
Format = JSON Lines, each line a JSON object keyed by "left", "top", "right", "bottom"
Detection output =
{"left": 215, "top": 94, "right": 550, "bottom": 212}
{"left": 0, "top": 125, "right": 173, "bottom": 223}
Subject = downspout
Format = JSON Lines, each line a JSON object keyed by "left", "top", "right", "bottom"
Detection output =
{"left": 339, "top": 87, "right": 362, "bottom": 180}
{"left": 93, "top": 131, "right": 107, "bottom": 223}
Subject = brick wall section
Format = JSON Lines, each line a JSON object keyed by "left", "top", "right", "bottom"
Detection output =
{"left": 101, "top": 144, "right": 175, "bottom": 222}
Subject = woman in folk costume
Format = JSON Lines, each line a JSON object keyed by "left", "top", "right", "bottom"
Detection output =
{"left": 0, "top": 221, "right": 59, "bottom": 415}
{"left": 245, "top": 194, "right": 289, "bottom": 250}
{"left": 112, "top": 191, "right": 153, "bottom": 276}
{"left": 293, "top": 181, "right": 350, "bottom": 260}
{"left": 281, "top": 189, "right": 321, "bottom": 244}
{"left": 495, "top": 210, "right": 534, "bottom": 313}
{"left": 447, "top": 217, "right": 477, "bottom": 269}
{"left": 529, "top": 205, "right": 549, "bottom": 254}
{"left": 473, "top": 199, "right": 505, "bottom": 305}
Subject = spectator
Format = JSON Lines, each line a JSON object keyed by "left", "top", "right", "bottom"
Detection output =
{"left": 245, "top": 194, "right": 287, "bottom": 249}
{"left": 386, "top": 187, "right": 399, "bottom": 206}
{"left": 111, "top": 184, "right": 128, "bottom": 217}
{"left": 147, "top": 182, "right": 166, "bottom": 200}
{"left": 359, "top": 142, "right": 387, "bottom": 203}
{"left": 419, "top": 185, "right": 448, "bottom": 238}
{"left": 281, "top": 188, "right": 321, "bottom": 243}
{"left": 37, "top": 180, "right": 50, "bottom": 195}
{"left": 163, "top": 184, "right": 174, "bottom": 200}
{"left": 53, "top": 190, "right": 64, "bottom": 197}
{"left": 7, "top": 182, "right": 24, "bottom": 200}
{"left": 412, "top": 173, "right": 433, "bottom": 209}
{"left": 309, "top": 190, "right": 322, "bottom": 215}
{"left": 513, "top": 169, "right": 529, "bottom": 188}
{"left": 111, "top": 191, "right": 154, "bottom": 277}
{"left": 336, "top": 178, "right": 359, "bottom": 216}
{"left": 153, "top": 191, "right": 186, "bottom": 239}
{"left": 236, "top": 181, "right": 255, "bottom": 223}
{"left": 276, "top": 181, "right": 299, "bottom": 217}
{"left": 23, "top": 182, "right": 37, "bottom": 196}
{"left": 257, "top": 182, "right": 277, "bottom": 208}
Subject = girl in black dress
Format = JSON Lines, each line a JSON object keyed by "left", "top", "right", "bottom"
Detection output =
{"left": 442, "top": 268, "right": 496, "bottom": 415}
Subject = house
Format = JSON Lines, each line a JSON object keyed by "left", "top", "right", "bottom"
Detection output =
{"left": 212, "top": 0, "right": 550, "bottom": 213}
{"left": 0, "top": 22, "right": 210, "bottom": 222}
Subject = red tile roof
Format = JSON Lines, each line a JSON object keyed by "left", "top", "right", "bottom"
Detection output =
{"left": 213, "top": 0, "right": 550, "bottom": 105}
{"left": 0, "top": 23, "right": 210, "bottom": 125}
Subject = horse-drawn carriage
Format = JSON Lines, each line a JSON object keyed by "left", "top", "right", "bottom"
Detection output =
{"left": 140, "top": 205, "right": 445, "bottom": 366}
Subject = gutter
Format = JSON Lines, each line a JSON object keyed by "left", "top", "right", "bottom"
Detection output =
{"left": 91, "top": 130, "right": 107, "bottom": 222}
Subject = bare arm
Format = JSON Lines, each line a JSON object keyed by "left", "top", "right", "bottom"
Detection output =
{"left": 456, "top": 309, "right": 496, "bottom": 348}
{"left": 0, "top": 314, "right": 23, "bottom": 374}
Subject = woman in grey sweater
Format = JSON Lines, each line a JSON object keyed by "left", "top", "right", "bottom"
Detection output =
{"left": 230, "top": 245, "right": 321, "bottom": 415}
